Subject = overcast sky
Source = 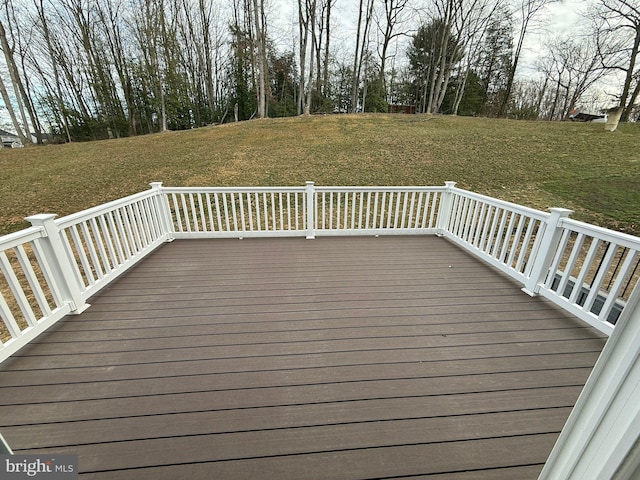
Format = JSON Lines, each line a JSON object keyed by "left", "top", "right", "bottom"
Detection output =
{"left": 519, "top": 0, "right": 595, "bottom": 75}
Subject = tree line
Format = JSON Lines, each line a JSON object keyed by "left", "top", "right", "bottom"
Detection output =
{"left": 0, "top": 0, "right": 638, "bottom": 144}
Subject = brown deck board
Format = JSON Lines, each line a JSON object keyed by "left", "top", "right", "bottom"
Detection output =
{"left": 4, "top": 386, "right": 583, "bottom": 448}
{"left": 14, "top": 321, "right": 595, "bottom": 355}
{"left": 59, "top": 435, "right": 558, "bottom": 480}
{"left": 0, "top": 352, "right": 600, "bottom": 404}
{"left": 21, "top": 408, "right": 570, "bottom": 471}
{"left": 0, "top": 236, "right": 606, "bottom": 479}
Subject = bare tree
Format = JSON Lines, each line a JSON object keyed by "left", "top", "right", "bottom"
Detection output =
{"left": 499, "top": 0, "right": 559, "bottom": 117}
{"left": 376, "top": 0, "right": 411, "bottom": 96}
{"left": 33, "top": 0, "right": 71, "bottom": 141}
{"left": 318, "top": 0, "right": 335, "bottom": 101}
{"left": 297, "top": 0, "right": 317, "bottom": 114}
{"left": 0, "top": 17, "right": 34, "bottom": 144}
{"left": 306, "top": 0, "right": 334, "bottom": 111}
{"left": 450, "top": 0, "right": 506, "bottom": 115}
{"left": 426, "top": 0, "right": 462, "bottom": 114}
{"left": 541, "top": 34, "right": 609, "bottom": 120}
{"left": 0, "top": 73, "right": 27, "bottom": 142}
{"left": 251, "top": 0, "right": 268, "bottom": 117}
{"left": 1, "top": 2, "right": 43, "bottom": 142}
{"left": 594, "top": 0, "right": 640, "bottom": 121}
{"left": 351, "top": 0, "right": 375, "bottom": 112}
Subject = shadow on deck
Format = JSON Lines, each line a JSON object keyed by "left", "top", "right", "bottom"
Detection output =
{"left": 0, "top": 236, "right": 607, "bottom": 479}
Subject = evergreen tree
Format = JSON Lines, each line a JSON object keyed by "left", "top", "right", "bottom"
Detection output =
{"left": 477, "top": 13, "right": 513, "bottom": 116}
{"left": 407, "top": 19, "right": 463, "bottom": 113}
{"left": 269, "top": 51, "right": 298, "bottom": 117}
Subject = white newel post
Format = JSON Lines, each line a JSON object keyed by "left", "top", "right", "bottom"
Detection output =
{"left": 537, "top": 282, "right": 640, "bottom": 480}
{"left": 25, "top": 214, "right": 90, "bottom": 314}
{"left": 149, "top": 182, "right": 175, "bottom": 241}
{"left": 522, "top": 207, "right": 573, "bottom": 296}
{"left": 305, "top": 181, "right": 316, "bottom": 239}
{"left": 436, "top": 181, "right": 457, "bottom": 236}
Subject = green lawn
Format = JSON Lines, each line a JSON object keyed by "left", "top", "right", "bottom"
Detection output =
{"left": 1, "top": 114, "right": 638, "bottom": 236}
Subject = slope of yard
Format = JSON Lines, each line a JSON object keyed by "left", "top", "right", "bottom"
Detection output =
{"left": 1, "top": 114, "right": 638, "bottom": 235}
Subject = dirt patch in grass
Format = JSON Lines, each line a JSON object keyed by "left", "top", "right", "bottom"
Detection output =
{"left": 1, "top": 114, "right": 638, "bottom": 235}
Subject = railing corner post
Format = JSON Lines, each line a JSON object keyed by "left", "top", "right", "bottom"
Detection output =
{"left": 149, "top": 181, "right": 175, "bottom": 242}
{"left": 25, "top": 214, "right": 90, "bottom": 314}
{"left": 305, "top": 181, "right": 316, "bottom": 239}
{"left": 436, "top": 181, "right": 457, "bottom": 237}
{"left": 522, "top": 207, "right": 573, "bottom": 296}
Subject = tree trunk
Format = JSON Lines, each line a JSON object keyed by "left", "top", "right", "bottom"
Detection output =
{"left": 351, "top": 0, "right": 365, "bottom": 112}
{"left": 159, "top": 88, "right": 167, "bottom": 132}
{"left": 322, "top": 0, "right": 332, "bottom": 97}
{"left": 252, "top": 0, "right": 266, "bottom": 117}
{"left": 0, "top": 73, "right": 27, "bottom": 142}
{"left": 536, "top": 77, "right": 548, "bottom": 118}
{"left": 430, "top": 9, "right": 452, "bottom": 113}
{"left": 0, "top": 20, "right": 33, "bottom": 144}
{"left": 623, "top": 79, "right": 640, "bottom": 122}
{"left": 500, "top": 31, "right": 524, "bottom": 117}
{"left": 38, "top": 0, "right": 72, "bottom": 142}
{"left": 452, "top": 67, "right": 470, "bottom": 115}
{"left": 200, "top": 0, "right": 216, "bottom": 116}
{"left": 620, "top": 29, "right": 640, "bottom": 122}
{"left": 305, "top": 0, "right": 317, "bottom": 115}
{"left": 297, "top": 0, "right": 309, "bottom": 115}
{"left": 355, "top": 0, "right": 373, "bottom": 111}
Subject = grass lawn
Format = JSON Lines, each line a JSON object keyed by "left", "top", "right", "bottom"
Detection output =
{"left": 1, "top": 114, "right": 638, "bottom": 236}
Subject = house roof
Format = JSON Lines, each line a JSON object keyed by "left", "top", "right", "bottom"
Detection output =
{"left": 0, "top": 129, "right": 18, "bottom": 138}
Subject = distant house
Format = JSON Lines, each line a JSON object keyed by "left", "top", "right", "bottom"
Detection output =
{"left": 569, "top": 110, "right": 607, "bottom": 123}
{"left": 390, "top": 104, "right": 416, "bottom": 114}
{"left": 0, "top": 129, "right": 22, "bottom": 148}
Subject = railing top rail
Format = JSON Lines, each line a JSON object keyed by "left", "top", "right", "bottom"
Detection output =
{"left": 451, "top": 186, "right": 551, "bottom": 221}
{"left": 561, "top": 217, "right": 640, "bottom": 250}
{"left": 162, "top": 185, "right": 448, "bottom": 194}
{"left": 55, "top": 189, "right": 157, "bottom": 229}
{"left": 314, "top": 185, "right": 447, "bottom": 193}
{"left": 162, "top": 186, "right": 306, "bottom": 194}
{"left": 0, "top": 226, "right": 44, "bottom": 251}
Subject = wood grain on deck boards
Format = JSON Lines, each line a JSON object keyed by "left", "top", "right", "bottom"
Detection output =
{"left": 0, "top": 236, "right": 606, "bottom": 479}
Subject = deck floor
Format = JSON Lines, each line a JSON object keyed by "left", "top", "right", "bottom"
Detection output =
{"left": 0, "top": 236, "right": 607, "bottom": 479}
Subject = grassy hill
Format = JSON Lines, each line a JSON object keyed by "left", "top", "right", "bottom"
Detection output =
{"left": 1, "top": 114, "right": 638, "bottom": 236}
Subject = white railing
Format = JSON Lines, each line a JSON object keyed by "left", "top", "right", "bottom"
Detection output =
{"left": 165, "top": 185, "right": 309, "bottom": 238}
{"left": 314, "top": 186, "right": 443, "bottom": 236}
{"left": 54, "top": 183, "right": 171, "bottom": 299}
{"left": 536, "top": 219, "right": 639, "bottom": 335}
{"left": 0, "top": 184, "right": 170, "bottom": 361}
{"left": 442, "top": 183, "right": 551, "bottom": 286}
{"left": 2, "top": 181, "right": 639, "bottom": 361}
{"left": 164, "top": 185, "right": 445, "bottom": 238}
{"left": 0, "top": 225, "right": 75, "bottom": 359}
{"left": 441, "top": 184, "right": 638, "bottom": 336}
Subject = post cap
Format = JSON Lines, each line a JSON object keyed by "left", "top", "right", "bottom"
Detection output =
{"left": 25, "top": 213, "right": 58, "bottom": 223}
{"left": 548, "top": 208, "right": 573, "bottom": 217}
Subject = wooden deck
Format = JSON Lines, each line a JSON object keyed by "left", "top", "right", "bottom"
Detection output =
{"left": 0, "top": 236, "right": 607, "bottom": 479}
